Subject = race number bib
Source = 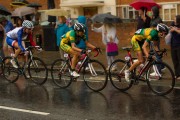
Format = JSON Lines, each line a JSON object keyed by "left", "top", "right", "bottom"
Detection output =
{"left": 135, "top": 29, "right": 142, "bottom": 34}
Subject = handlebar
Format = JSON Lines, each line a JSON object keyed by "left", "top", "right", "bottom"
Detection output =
{"left": 148, "top": 48, "right": 167, "bottom": 60}
{"left": 93, "top": 48, "right": 102, "bottom": 57}
{"left": 25, "top": 46, "right": 42, "bottom": 51}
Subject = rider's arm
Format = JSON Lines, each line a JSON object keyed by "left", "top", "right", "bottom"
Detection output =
{"left": 85, "top": 41, "right": 96, "bottom": 50}
{"left": 142, "top": 41, "right": 150, "bottom": 58}
{"left": 17, "top": 29, "right": 25, "bottom": 52}
{"left": 29, "top": 32, "right": 36, "bottom": 46}
{"left": 71, "top": 43, "right": 82, "bottom": 52}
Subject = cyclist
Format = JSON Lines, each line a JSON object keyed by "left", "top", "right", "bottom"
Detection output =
{"left": 6, "top": 20, "right": 35, "bottom": 68}
{"left": 125, "top": 23, "right": 169, "bottom": 81}
{"left": 60, "top": 23, "right": 97, "bottom": 77}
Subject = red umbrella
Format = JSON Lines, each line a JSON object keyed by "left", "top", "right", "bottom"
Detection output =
{"left": 130, "top": 0, "right": 160, "bottom": 11}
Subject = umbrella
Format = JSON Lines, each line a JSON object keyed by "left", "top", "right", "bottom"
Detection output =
{"left": 91, "top": 13, "right": 122, "bottom": 23}
{"left": 11, "top": 0, "right": 29, "bottom": 6}
{"left": 130, "top": 0, "right": 160, "bottom": 11}
{"left": 11, "top": 6, "right": 35, "bottom": 17}
{"left": 0, "top": 5, "right": 11, "bottom": 15}
{"left": 27, "top": 2, "right": 42, "bottom": 8}
{"left": 45, "top": 9, "right": 68, "bottom": 16}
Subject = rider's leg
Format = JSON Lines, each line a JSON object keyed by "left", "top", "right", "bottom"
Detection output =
{"left": 129, "top": 51, "right": 144, "bottom": 71}
{"left": 69, "top": 49, "right": 79, "bottom": 70}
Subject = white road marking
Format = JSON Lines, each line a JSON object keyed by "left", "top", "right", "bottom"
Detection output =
{"left": 0, "top": 106, "right": 50, "bottom": 115}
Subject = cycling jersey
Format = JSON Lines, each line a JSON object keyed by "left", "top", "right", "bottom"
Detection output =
{"left": 60, "top": 30, "right": 86, "bottom": 53}
{"left": 131, "top": 28, "right": 159, "bottom": 51}
{"left": 6, "top": 27, "right": 35, "bottom": 52}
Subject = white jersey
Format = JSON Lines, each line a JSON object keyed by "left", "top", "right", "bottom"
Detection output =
{"left": 6, "top": 27, "right": 23, "bottom": 39}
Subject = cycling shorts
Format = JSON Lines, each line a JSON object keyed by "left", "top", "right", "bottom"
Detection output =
{"left": 6, "top": 37, "right": 17, "bottom": 48}
{"left": 131, "top": 35, "right": 145, "bottom": 51}
{"left": 60, "top": 43, "right": 72, "bottom": 53}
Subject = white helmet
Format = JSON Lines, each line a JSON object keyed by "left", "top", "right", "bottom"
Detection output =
{"left": 22, "top": 20, "right": 34, "bottom": 29}
{"left": 157, "top": 23, "right": 169, "bottom": 35}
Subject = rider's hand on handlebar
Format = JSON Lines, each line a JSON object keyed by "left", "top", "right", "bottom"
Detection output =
{"left": 24, "top": 51, "right": 29, "bottom": 56}
{"left": 81, "top": 49, "right": 86, "bottom": 54}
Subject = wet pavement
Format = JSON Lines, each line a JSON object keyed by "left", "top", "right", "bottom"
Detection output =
{"left": 0, "top": 75, "right": 180, "bottom": 120}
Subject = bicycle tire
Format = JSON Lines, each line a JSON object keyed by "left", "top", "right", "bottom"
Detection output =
{"left": 146, "top": 61, "right": 175, "bottom": 96}
{"left": 83, "top": 59, "right": 108, "bottom": 92}
{"left": 109, "top": 59, "right": 133, "bottom": 91}
{"left": 2, "top": 57, "right": 19, "bottom": 83}
{"left": 28, "top": 57, "right": 48, "bottom": 85}
{"left": 51, "top": 59, "right": 72, "bottom": 88}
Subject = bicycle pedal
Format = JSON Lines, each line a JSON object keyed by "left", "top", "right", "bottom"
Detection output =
{"left": 73, "top": 78, "right": 77, "bottom": 82}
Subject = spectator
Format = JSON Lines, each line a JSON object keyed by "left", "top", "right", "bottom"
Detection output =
{"left": 91, "top": 23, "right": 119, "bottom": 70}
{"left": 150, "top": 6, "right": 163, "bottom": 28}
{"left": 77, "top": 16, "right": 88, "bottom": 50}
{"left": 137, "top": 7, "right": 151, "bottom": 30}
{"left": 32, "top": 7, "right": 41, "bottom": 26}
{"left": 0, "top": 17, "right": 14, "bottom": 57}
{"left": 55, "top": 16, "right": 69, "bottom": 59}
{"left": 15, "top": 17, "right": 23, "bottom": 27}
{"left": 0, "top": 24, "right": 5, "bottom": 61}
{"left": 169, "top": 15, "right": 180, "bottom": 79}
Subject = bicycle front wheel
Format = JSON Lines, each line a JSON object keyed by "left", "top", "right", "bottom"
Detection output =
{"left": 28, "top": 57, "right": 48, "bottom": 85}
{"left": 51, "top": 59, "right": 72, "bottom": 88}
{"left": 109, "top": 59, "right": 133, "bottom": 91}
{"left": 2, "top": 57, "right": 19, "bottom": 83}
{"left": 146, "top": 61, "right": 175, "bottom": 96}
{"left": 83, "top": 60, "right": 108, "bottom": 92}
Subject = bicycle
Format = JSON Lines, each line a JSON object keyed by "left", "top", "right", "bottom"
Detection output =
{"left": 1, "top": 46, "right": 48, "bottom": 85}
{"left": 109, "top": 47, "right": 175, "bottom": 96}
{"left": 51, "top": 48, "right": 108, "bottom": 92}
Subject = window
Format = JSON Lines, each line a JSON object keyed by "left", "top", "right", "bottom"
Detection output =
{"left": 162, "top": 4, "right": 177, "bottom": 21}
{"left": 121, "top": 6, "right": 138, "bottom": 19}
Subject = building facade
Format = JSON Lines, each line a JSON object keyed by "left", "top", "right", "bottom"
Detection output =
{"left": 60, "top": 0, "right": 117, "bottom": 18}
{"left": 116, "top": 0, "right": 180, "bottom": 21}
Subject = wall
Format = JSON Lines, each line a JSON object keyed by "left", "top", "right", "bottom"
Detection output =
{"left": 87, "top": 22, "right": 171, "bottom": 51}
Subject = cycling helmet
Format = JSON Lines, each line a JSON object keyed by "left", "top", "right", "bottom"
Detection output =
{"left": 22, "top": 20, "right": 34, "bottom": 29}
{"left": 74, "top": 23, "right": 86, "bottom": 33}
{"left": 157, "top": 23, "right": 169, "bottom": 35}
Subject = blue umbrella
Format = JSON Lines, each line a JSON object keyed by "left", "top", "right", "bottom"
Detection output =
{"left": 0, "top": 5, "right": 11, "bottom": 16}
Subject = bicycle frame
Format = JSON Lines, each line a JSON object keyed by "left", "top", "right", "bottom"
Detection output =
{"left": 62, "top": 50, "right": 99, "bottom": 78}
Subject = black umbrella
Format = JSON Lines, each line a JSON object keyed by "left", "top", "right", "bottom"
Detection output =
{"left": 0, "top": 5, "right": 11, "bottom": 15}
{"left": 91, "top": 13, "right": 122, "bottom": 23}
{"left": 27, "top": 2, "right": 42, "bottom": 8}
{"left": 11, "top": 0, "right": 29, "bottom": 6}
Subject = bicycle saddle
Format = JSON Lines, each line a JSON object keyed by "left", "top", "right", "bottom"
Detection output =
{"left": 122, "top": 47, "right": 132, "bottom": 51}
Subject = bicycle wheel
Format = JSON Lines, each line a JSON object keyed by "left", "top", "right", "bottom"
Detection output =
{"left": 146, "top": 61, "right": 175, "bottom": 96}
{"left": 28, "top": 57, "right": 48, "bottom": 85}
{"left": 109, "top": 59, "right": 133, "bottom": 91}
{"left": 83, "top": 59, "right": 108, "bottom": 92}
{"left": 51, "top": 59, "right": 72, "bottom": 88}
{"left": 2, "top": 57, "right": 19, "bottom": 83}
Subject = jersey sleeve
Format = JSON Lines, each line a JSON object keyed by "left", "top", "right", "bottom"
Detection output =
{"left": 69, "top": 31, "right": 76, "bottom": 43}
{"left": 17, "top": 29, "right": 25, "bottom": 52}
{"left": 146, "top": 30, "right": 159, "bottom": 42}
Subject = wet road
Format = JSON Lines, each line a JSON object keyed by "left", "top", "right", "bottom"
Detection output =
{"left": 0, "top": 76, "right": 180, "bottom": 120}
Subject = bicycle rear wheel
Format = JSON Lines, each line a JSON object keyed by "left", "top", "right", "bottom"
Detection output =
{"left": 146, "top": 61, "right": 175, "bottom": 96}
{"left": 28, "top": 57, "right": 48, "bottom": 85}
{"left": 51, "top": 59, "right": 72, "bottom": 88}
{"left": 83, "top": 60, "right": 108, "bottom": 92}
{"left": 109, "top": 59, "right": 133, "bottom": 91}
{"left": 2, "top": 57, "right": 19, "bottom": 83}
